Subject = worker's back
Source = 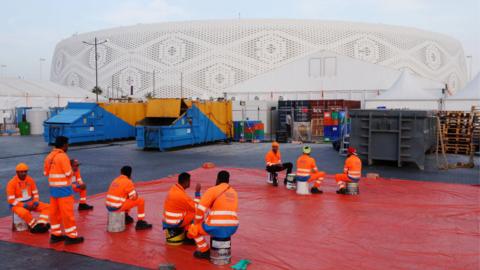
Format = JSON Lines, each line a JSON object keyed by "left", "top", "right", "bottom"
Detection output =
{"left": 164, "top": 184, "right": 195, "bottom": 214}
{"left": 345, "top": 155, "right": 362, "bottom": 179}
{"left": 199, "top": 183, "right": 238, "bottom": 227}
{"left": 296, "top": 154, "right": 317, "bottom": 177}
{"left": 106, "top": 175, "right": 134, "bottom": 209}
{"left": 44, "top": 148, "right": 72, "bottom": 198}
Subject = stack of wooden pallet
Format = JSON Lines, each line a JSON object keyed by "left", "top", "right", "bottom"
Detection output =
{"left": 439, "top": 111, "right": 474, "bottom": 155}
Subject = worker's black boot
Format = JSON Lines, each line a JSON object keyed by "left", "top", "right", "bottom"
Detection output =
{"left": 310, "top": 187, "right": 323, "bottom": 194}
{"left": 272, "top": 173, "right": 278, "bottom": 186}
{"left": 65, "top": 236, "right": 84, "bottom": 245}
{"left": 49, "top": 234, "right": 66, "bottom": 244}
{"left": 193, "top": 249, "right": 210, "bottom": 260}
{"left": 336, "top": 188, "right": 347, "bottom": 195}
{"left": 125, "top": 214, "right": 134, "bottom": 225}
{"left": 183, "top": 237, "right": 196, "bottom": 245}
{"left": 135, "top": 220, "right": 153, "bottom": 230}
{"left": 30, "top": 223, "right": 49, "bottom": 234}
{"left": 78, "top": 203, "right": 94, "bottom": 211}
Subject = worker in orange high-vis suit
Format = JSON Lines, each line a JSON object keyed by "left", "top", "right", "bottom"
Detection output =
{"left": 70, "top": 159, "right": 93, "bottom": 211}
{"left": 44, "top": 136, "right": 84, "bottom": 245}
{"left": 6, "top": 163, "right": 50, "bottom": 233}
{"left": 265, "top": 141, "right": 293, "bottom": 186}
{"left": 335, "top": 147, "right": 362, "bottom": 194}
{"left": 162, "top": 172, "right": 201, "bottom": 245}
{"left": 296, "top": 145, "right": 325, "bottom": 194}
{"left": 187, "top": 170, "right": 239, "bottom": 260}
{"left": 106, "top": 166, "right": 153, "bottom": 230}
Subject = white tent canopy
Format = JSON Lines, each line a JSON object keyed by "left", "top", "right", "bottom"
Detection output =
{"left": 365, "top": 70, "right": 441, "bottom": 110}
{"left": 444, "top": 72, "right": 480, "bottom": 111}
{"left": 0, "top": 77, "right": 105, "bottom": 110}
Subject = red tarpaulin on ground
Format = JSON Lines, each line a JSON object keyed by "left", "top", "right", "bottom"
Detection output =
{"left": 0, "top": 167, "right": 478, "bottom": 269}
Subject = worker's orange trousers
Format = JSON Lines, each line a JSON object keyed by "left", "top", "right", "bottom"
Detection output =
{"left": 178, "top": 212, "right": 195, "bottom": 231}
{"left": 307, "top": 171, "right": 326, "bottom": 188}
{"left": 335, "top": 174, "right": 360, "bottom": 189}
{"left": 118, "top": 197, "right": 145, "bottom": 220}
{"left": 73, "top": 185, "right": 87, "bottom": 204}
{"left": 50, "top": 196, "right": 78, "bottom": 238}
{"left": 12, "top": 202, "right": 49, "bottom": 227}
{"left": 187, "top": 223, "right": 210, "bottom": 252}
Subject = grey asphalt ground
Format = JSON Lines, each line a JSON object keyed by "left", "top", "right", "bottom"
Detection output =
{"left": 0, "top": 135, "right": 478, "bottom": 269}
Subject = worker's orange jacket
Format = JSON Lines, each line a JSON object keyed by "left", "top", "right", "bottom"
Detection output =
{"left": 163, "top": 183, "right": 200, "bottom": 227}
{"left": 44, "top": 148, "right": 73, "bottom": 198}
{"left": 71, "top": 169, "right": 84, "bottom": 185}
{"left": 344, "top": 154, "right": 362, "bottom": 180}
{"left": 6, "top": 175, "right": 40, "bottom": 207}
{"left": 296, "top": 154, "right": 318, "bottom": 177}
{"left": 265, "top": 150, "right": 282, "bottom": 166}
{"left": 105, "top": 175, "right": 137, "bottom": 210}
{"left": 195, "top": 183, "right": 238, "bottom": 227}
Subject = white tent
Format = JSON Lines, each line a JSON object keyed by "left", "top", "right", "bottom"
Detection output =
{"left": 365, "top": 70, "right": 441, "bottom": 110}
{"left": 444, "top": 73, "right": 480, "bottom": 111}
{"left": 0, "top": 77, "right": 105, "bottom": 110}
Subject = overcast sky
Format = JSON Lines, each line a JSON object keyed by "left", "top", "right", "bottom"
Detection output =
{"left": 1, "top": 0, "right": 479, "bottom": 81}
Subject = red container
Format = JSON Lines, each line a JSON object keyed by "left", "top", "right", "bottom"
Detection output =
{"left": 323, "top": 111, "right": 333, "bottom": 126}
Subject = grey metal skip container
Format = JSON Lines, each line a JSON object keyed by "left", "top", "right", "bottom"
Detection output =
{"left": 349, "top": 110, "right": 437, "bottom": 170}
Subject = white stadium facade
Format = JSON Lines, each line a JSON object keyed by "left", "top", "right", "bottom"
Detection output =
{"left": 50, "top": 19, "right": 468, "bottom": 103}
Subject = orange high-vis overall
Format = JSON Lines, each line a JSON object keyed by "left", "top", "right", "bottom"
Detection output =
{"left": 265, "top": 150, "right": 282, "bottom": 166}
{"left": 6, "top": 175, "right": 50, "bottom": 227}
{"left": 106, "top": 175, "right": 145, "bottom": 220}
{"left": 72, "top": 169, "right": 87, "bottom": 204}
{"left": 335, "top": 154, "right": 362, "bottom": 189}
{"left": 162, "top": 183, "right": 200, "bottom": 229}
{"left": 296, "top": 154, "right": 325, "bottom": 188}
{"left": 189, "top": 183, "right": 239, "bottom": 252}
{"left": 44, "top": 148, "right": 77, "bottom": 238}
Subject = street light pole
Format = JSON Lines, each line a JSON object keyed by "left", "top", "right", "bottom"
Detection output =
{"left": 0, "top": 65, "right": 6, "bottom": 78}
{"left": 83, "top": 37, "right": 108, "bottom": 102}
{"left": 39, "top": 58, "right": 46, "bottom": 80}
{"left": 466, "top": 55, "right": 473, "bottom": 81}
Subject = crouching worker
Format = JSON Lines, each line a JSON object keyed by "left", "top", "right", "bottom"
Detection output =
{"left": 71, "top": 159, "right": 93, "bottom": 211}
{"left": 296, "top": 146, "right": 326, "bottom": 194}
{"left": 265, "top": 141, "right": 293, "bottom": 186}
{"left": 335, "top": 147, "right": 362, "bottom": 194}
{"left": 162, "top": 172, "right": 201, "bottom": 245}
{"left": 7, "top": 163, "right": 50, "bottom": 233}
{"left": 106, "top": 166, "right": 153, "bottom": 230}
{"left": 187, "top": 171, "right": 239, "bottom": 260}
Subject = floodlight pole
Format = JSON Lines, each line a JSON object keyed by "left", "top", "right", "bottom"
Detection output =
{"left": 466, "top": 55, "right": 473, "bottom": 81}
{"left": 39, "top": 58, "right": 46, "bottom": 80}
{"left": 83, "top": 37, "right": 108, "bottom": 102}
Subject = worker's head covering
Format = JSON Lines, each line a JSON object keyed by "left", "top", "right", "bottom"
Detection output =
{"left": 15, "top": 163, "right": 29, "bottom": 171}
{"left": 348, "top": 147, "right": 357, "bottom": 155}
{"left": 272, "top": 141, "right": 279, "bottom": 148}
{"left": 302, "top": 145, "right": 312, "bottom": 154}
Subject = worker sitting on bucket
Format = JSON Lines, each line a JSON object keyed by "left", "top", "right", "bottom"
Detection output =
{"left": 162, "top": 172, "right": 201, "bottom": 245}
{"left": 265, "top": 141, "right": 293, "bottom": 186}
{"left": 335, "top": 147, "right": 362, "bottom": 194}
{"left": 70, "top": 159, "right": 93, "bottom": 211}
{"left": 296, "top": 146, "right": 325, "bottom": 194}
{"left": 6, "top": 163, "right": 50, "bottom": 233}
{"left": 187, "top": 170, "right": 239, "bottom": 260}
{"left": 106, "top": 166, "right": 153, "bottom": 230}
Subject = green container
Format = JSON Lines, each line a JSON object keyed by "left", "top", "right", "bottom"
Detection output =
{"left": 18, "top": 122, "right": 31, "bottom": 136}
{"left": 331, "top": 111, "right": 339, "bottom": 120}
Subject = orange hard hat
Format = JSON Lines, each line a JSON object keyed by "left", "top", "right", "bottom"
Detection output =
{"left": 272, "top": 141, "right": 280, "bottom": 147}
{"left": 16, "top": 163, "right": 29, "bottom": 171}
{"left": 348, "top": 147, "right": 357, "bottom": 155}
